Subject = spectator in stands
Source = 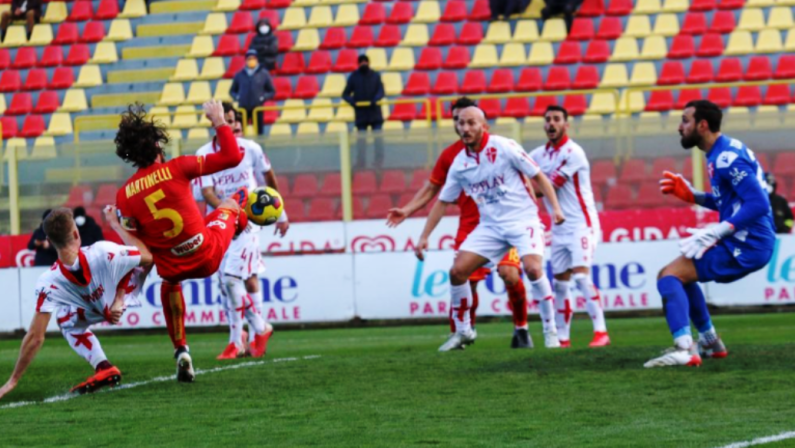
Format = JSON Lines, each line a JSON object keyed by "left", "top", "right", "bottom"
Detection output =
{"left": 766, "top": 173, "right": 793, "bottom": 234}
{"left": 27, "top": 209, "right": 57, "bottom": 267}
{"left": 489, "top": 0, "right": 531, "bottom": 21}
{"left": 541, "top": 0, "right": 583, "bottom": 33}
{"left": 0, "top": 0, "right": 41, "bottom": 41}
{"left": 249, "top": 18, "right": 278, "bottom": 72}
{"left": 342, "top": 55, "right": 385, "bottom": 169}
{"left": 230, "top": 49, "right": 276, "bottom": 135}
{"left": 73, "top": 206, "right": 105, "bottom": 246}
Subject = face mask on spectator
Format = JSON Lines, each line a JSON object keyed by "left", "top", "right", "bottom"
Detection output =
{"left": 75, "top": 216, "right": 86, "bottom": 226}
{"left": 358, "top": 64, "right": 369, "bottom": 73}
{"left": 259, "top": 25, "right": 270, "bottom": 34}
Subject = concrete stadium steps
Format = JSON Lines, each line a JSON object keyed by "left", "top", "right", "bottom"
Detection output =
{"left": 107, "top": 67, "right": 176, "bottom": 83}
{"left": 45, "top": 165, "right": 124, "bottom": 183}
{"left": 137, "top": 22, "right": 205, "bottom": 37}
{"left": 90, "top": 91, "right": 162, "bottom": 108}
{"left": 150, "top": 0, "right": 217, "bottom": 15}
{"left": 122, "top": 45, "right": 191, "bottom": 60}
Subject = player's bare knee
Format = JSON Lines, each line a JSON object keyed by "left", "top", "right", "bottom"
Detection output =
{"left": 498, "top": 266, "right": 520, "bottom": 286}
{"left": 524, "top": 265, "right": 544, "bottom": 281}
{"left": 449, "top": 266, "right": 471, "bottom": 285}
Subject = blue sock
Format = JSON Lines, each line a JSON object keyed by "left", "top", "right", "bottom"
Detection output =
{"left": 684, "top": 282, "right": 713, "bottom": 333}
{"left": 658, "top": 276, "right": 691, "bottom": 338}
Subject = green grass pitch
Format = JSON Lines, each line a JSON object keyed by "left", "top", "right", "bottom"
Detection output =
{"left": 1, "top": 313, "right": 795, "bottom": 448}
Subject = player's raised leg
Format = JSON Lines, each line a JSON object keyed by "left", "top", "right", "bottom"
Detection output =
{"left": 439, "top": 250, "right": 489, "bottom": 351}
{"left": 57, "top": 307, "right": 122, "bottom": 394}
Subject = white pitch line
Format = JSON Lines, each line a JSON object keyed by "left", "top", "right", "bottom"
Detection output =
{"left": 715, "top": 431, "right": 795, "bottom": 448}
{"left": 0, "top": 355, "right": 321, "bottom": 411}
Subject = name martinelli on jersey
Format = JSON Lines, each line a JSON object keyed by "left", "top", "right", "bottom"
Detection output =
{"left": 124, "top": 167, "right": 174, "bottom": 199}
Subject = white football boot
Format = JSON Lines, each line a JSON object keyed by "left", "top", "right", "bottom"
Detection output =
{"left": 176, "top": 350, "right": 196, "bottom": 382}
{"left": 438, "top": 329, "right": 476, "bottom": 352}
{"left": 544, "top": 331, "right": 561, "bottom": 349}
{"left": 644, "top": 345, "right": 702, "bottom": 368}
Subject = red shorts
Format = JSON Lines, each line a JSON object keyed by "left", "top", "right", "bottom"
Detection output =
{"left": 455, "top": 232, "right": 522, "bottom": 282}
{"left": 156, "top": 207, "right": 239, "bottom": 283}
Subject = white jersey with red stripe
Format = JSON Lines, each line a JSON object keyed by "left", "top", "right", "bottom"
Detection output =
{"left": 529, "top": 136, "right": 600, "bottom": 236}
{"left": 191, "top": 137, "right": 271, "bottom": 208}
{"left": 34, "top": 242, "right": 143, "bottom": 318}
{"left": 439, "top": 133, "right": 542, "bottom": 228}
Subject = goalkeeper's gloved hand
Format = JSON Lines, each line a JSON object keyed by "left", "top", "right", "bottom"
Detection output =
{"left": 679, "top": 222, "right": 734, "bottom": 259}
{"left": 659, "top": 171, "right": 700, "bottom": 204}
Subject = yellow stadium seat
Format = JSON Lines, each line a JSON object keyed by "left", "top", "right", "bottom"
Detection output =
{"left": 381, "top": 72, "right": 403, "bottom": 96}
{"left": 186, "top": 82, "right": 212, "bottom": 105}
{"left": 319, "top": 74, "right": 345, "bottom": 98}
{"left": 1, "top": 26, "right": 26, "bottom": 47}
{"left": 44, "top": 112, "right": 72, "bottom": 136}
{"left": 0, "top": 4, "right": 8, "bottom": 14}
{"left": 171, "top": 59, "right": 199, "bottom": 81}
{"left": 28, "top": 24, "right": 53, "bottom": 46}
{"left": 307, "top": 98, "right": 333, "bottom": 122}
{"left": 527, "top": 41, "right": 553, "bottom": 65}
{"left": 470, "top": 44, "right": 499, "bottom": 68}
{"left": 365, "top": 48, "right": 387, "bottom": 71}
{"left": 629, "top": 62, "right": 657, "bottom": 86}
{"left": 268, "top": 124, "right": 292, "bottom": 136}
{"left": 484, "top": 21, "right": 511, "bottom": 44}
{"left": 640, "top": 36, "right": 666, "bottom": 59}
{"left": 31, "top": 138, "right": 57, "bottom": 159}
{"left": 334, "top": 4, "right": 359, "bottom": 27}
{"left": 149, "top": 106, "right": 172, "bottom": 127}
{"left": 737, "top": 8, "right": 765, "bottom": 32}
{"left": 107, "top": 19, "right": 134, "bottom": 41}
{"left": 197, "top": 57, "right": 224, "bottom": 80}
{"left": 188, "top": 35, "right": 214, "bottom": 58}
{"left": 382, "top": 121, "right": 404, "bottom": 131}
{"left": 635, "top": 0, "right": 661, "bottom": 14}
{"left": 661, "top": 0, "right": 687, "bottom": 12}
{"left": 0, "top": 94, "right": 5, "bottom": 114}
{"left": 514, "top": 20, "right": 539, "bottom": 43}
{"left": 4, "top": 140, "right": 28, "bottom": 161}
{"left": 297, "top": 122, "right": 320, "bottom": 135}
{"left": 335, "top": 104, "right": 354, "bottom": 122}
{"left": 281, "top": 8, "right": 307, "bottom": 30}
{"left": 725, "top": 30, "right": 754, "bottom": 55}
{"left": 74, "top": 65, "right": 102, "bottom": 88}
{"left": 625, "top": 15, "right": 652, "bottom": 38}
{"left": 201, "top": 13, "right": 227, "bottom": 35}
{"left": 61, "top": 89, "right": 87, "bottom": 112}
{"left": 213, "top": 79, "right": 233, "bottom": 101}
{"left": 517, "top": 0, "right": 544, "bottom": 18}
{"left": 90, "top": 42, "right": 117, "bottom": 64}
{"left": 172, "top": 105, "right": 199, "bottom": 129}
{"left": 187, "top": 128, "right": 209, "bottom": 140}
{"left": 213, "top": 0, "right": 240, "bottom": 11}
{"left": 600, "top": 64, "right": 628, "bottom": 88}
{"left": 498, "top": 42, "right": 526, "bottom": 66}
{"left": 43, "top": 2, "right": 67, "bottom": 23}
{"left": 652, "top": 13, "right": 679, "bottom": 36}
{"left": 611, "top": 37, "right": 639, "bottom": 61}
{"left": 756, "top": 29, "right": 783, "bottom": 52}
{"left": 280, "top": 99, "right": 307, "bottom": 123}
{"left": 410, "top": 120, "right": 430, "bottom": 130}
{"left": 747, "top": 0, "right": 774, "bottom": 6}
{"left": 120, "top": 0, "right": 146, "bottom": 18}
{"left": 293, "top": 28, "right": 320, "bottom": 51}
{"left": 293, "top": 0, "right": 318, "bottom": 6}
{"left": 413, "top": 1, "right": 440, "bottom": 23}
{"left": 388, "top": 47, "right": 415, "bottom": 71}
{"left": 540, "top": 18, "right": 566, "bottom": 41}
{"left": 402, "top": 24, "right": 428, "bottom": 46}
{"left": 587, "top": 93, "right": 616, "bottom": 116}
{"left": 621, "top": 91, "right": 646, "bottom": 113}
{"left": 768, "top": 7, "right": 794, "bottom": 29}
{"left": 308, "top": 6, "right": 332, "bottom": 28}
{"left": 325, "top": 122, "right": 348, "bottom": 134}
{"left": 159, "top": 83, "right": 186, "bottom": 106}
{"left": 785, "top": 29, "right": 795, "bottom": 51}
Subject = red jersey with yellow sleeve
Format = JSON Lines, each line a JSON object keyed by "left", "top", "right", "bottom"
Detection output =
{"left": 429, "top": 140, "right": 480, "bottom": 248}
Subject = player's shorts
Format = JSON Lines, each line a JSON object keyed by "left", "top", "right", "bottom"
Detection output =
{"left": 56, "top": 305, "right": 104, "bottom": 332}
{"left": 550, "top": 227, "right": 598, "bottom": 275}
{"left": 220, "top": 230, "right": 264, "bottom": 279}
{"left": 497, "top": 247, "right": 522, "bottom": 270}
{"left": 157, "top": 207, "right": 239, "bottom": 283}
{"left": 694, "top": 240, "right": 773, "bottom": 284}
{"left": 459, "top": 223, "right": 545, "bottom": 266}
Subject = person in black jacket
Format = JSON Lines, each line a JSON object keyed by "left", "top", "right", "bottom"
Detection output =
{"left": 766, "top": 173, "right": 793, "bottom": 234}
{"left": 342, "top": 55, "right": 386, "bottom": 168}
{"left": 249, "top": 18, "right": 278, "bottom": 71}
{"left": 0, "top": 0, "right": 41, "bottom": 40}
{"left": 230, "top": 50, "right": 276, "bottom": 135}
{"left": 73, "top": 206, "right": 105, "bottom": 246}
{"left": 27, "top": 209, "right": 58, "bottom": 266}
{"left": 489, "top": 0, "right": 531, "bottom": 21}
{"left": 541, "top": 0, "right": 584, "bottom": 33}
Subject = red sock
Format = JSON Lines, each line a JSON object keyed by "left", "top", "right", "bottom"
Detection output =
{"left": 469, "top": 280, "right": 480, "bottom": 328}
{"left": 161, "top": 281, "right": 187, "bottom": 349}
{"left": 507, "top": 281, "right": 528, "bottom": 328}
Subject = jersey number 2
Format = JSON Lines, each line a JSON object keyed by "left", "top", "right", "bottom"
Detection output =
{"left": 145, "top": 189, "right": 184, "bottom": 239}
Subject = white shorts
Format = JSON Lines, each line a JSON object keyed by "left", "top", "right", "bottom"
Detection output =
{"left": 220, "top": 231, "right": 265, "bottom": 279}
{"left": 459, "top": 223, "right": 545, "bottom": 265}
{"left": 550, "top": 227, "right": 598, "bottom": 275}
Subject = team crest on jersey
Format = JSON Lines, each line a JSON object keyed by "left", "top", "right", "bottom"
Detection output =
{"left": 108, "top": 253, "right": 115, "bottom": 262}
{"left": 486, "top": 147, "right": 498, "bottom": 164}
{"left": 707, "top": 162, "right": 714, "bottom": 179}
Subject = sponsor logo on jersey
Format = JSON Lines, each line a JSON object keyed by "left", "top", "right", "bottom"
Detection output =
{"left": 708, "top": 162, "right": 714, "bottom": 180}
{"left": 207, "top": 220, "right": 227, "bottom": 230}
{"left": 468, "top": 175, "right": 505, "bottom": 195}
{"left": 729, "top": 167, "right": 748, "bottom": 186}
{"left": 171, "top": 233, "right": 204, "bottom": 256}
{"left": 80, "top": 284, "right": 106, "bottom": 303}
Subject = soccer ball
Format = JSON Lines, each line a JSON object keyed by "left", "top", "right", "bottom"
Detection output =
{"left": 245, "top": 186, "right": 284, "bottom": 226}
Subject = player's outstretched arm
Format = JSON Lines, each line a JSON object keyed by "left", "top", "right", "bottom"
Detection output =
{"left": 534, "top": 172, "right": 566, "bottom": 225}
{"left": 387, "top": 181, "right": 441, "bottom": 228}
{"left": 0, "top": 312, "right": 51, "bottom": 400}
{"left": 103, "top": 206, "right": 154, "bottom": 268}
{"left": 201, "top": 187, "right": 223, "bottom": 208}
{"left": 415, "top": 199, "right": 451, "bottom": 261}
{"left": 659, "top": 171, "right": 718, "bottom": 210}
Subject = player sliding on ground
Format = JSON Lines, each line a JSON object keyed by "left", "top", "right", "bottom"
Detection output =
{"left": 388, "top": 97, "right": 542, "bottom": 349}
{"left": 0, "top": 207, "right": 152, "bottom": 401}
{"left": 114, "top": 100, "right": 249, "bottom": 382}
{"left": 645, "top": 100, "right": 776, "bottom": 368}
{"left": 415, "top": 106, "right": 565, "bottom": 352}
{"left": 529, "top": 105, "right": 610, "bottom": 348}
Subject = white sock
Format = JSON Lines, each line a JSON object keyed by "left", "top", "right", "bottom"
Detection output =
{"left": 573, "top": 273, "right": 607, "bottom": 333}
{"left": 450, "top": 282, "right": 473, "bottom": 334}
{"left": 530, "top": 276, "right": 556, "bottom": 335}
{"left": 674, "top": 334, "right": 693, "bottom": 350}
{"left": 243, "top": 294, "right": 267, "bottom": 335}
{"left": 248, "top": 288, "right": 263, "bottom": 342}
{"left": 699, "top": 326, "right": 718, "bottom": 345}
{"left": 223, "top": 276, "right": 246, "bottom": 346}
{"left": 554, "top": 280, "right": 572, "bottom": 342}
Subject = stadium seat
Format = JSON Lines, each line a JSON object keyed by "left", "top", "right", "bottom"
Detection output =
{"left": 626, "top": 15, "right": 652, "bottom": 38}
{"left": 348, "top": 25, "right": 374, "bottom": 48}
{"left": 402, "top": 24, "right": 428, "bottom": 46}
{"left": 578, "top": 0, "right": 605, "bottom": 16}
{"left": 711, "top": 10, "right": 736, "bottom": 33}
{"left": 23, "top": 69, "right": 47, "bottom": 91}
{"left": 94, "top": 0, "right": 119, "bottom": 20}
{"left": 365, "top": 194, "right": 393, "bottom": 219}
{"left": 716, "top": 57, "right": 743, "bottom": 82}
{"left": 439, "top": 1, "right": 467, "bottom": 22}
{"left": 635, "top": 182, "right": 667, "bottom": 208}
{"left": 19, "top": 114, "right": 44, "bottom": 137}
{"left": 597, "top": 17, "right": 623, "bottom": 40}
{"left": 360, "top": 3, "right": 385, "bottom": 25}
{"left": 516, "top": 67, "right": 542, "bottom": 91}
{"left": 6, "top": 93, "right": 32, "bottom": 115}
{"left": 334, "top": 4, "right": 360, "bottom": 28}
{"left": 527, "top": 41, "right": 553, "bottom": 65}
{"left": 307, "top": 6, "right": 333, "bottom": 28}
{"left": 416, "top": 47, "right": 442, "bottom": 70}
{"left": 389, "top": 101, "right": 418, "bottom": 121}
{"left": 414, "top": 1, "right": 441, "bottom": 23}
{"left": 503, "top": 97, "right": 530, "bottom": 118}
{"left": 294, "top": 29, "right": 320, "bottom": 52}
{"left": 0, "top": 49, "right": 8, "bottom": 70}
{"left": 682, "top": 12, "right": 707, "bottom": 34}
{"left": 188, "top": 35, "right": 215, "bottom": 58}
{"left": 443, "top": 45, "right": 470, "bottom": 69}
{"left": 690, "top": 0, "right": 716, "bottom": 11}
{"left": 319, "top": 28, "right": 345, "bottom": 50}
{"left": 307, "top": 198, "right": 335, "bottom": 221}
{"left": 319, "top": 173, "right": 341, "bottom": 198}
{"left": 272, "top": 77, "right": 292, "bottom": 101}
{"left": 745, "top": 56, "right": 772, "bottom": 81}
{"left": 737, "top": 8, "right": 765, "bottom": 31}
{"left": 562, "top": 94, "right": 586, "bottom": 116}
{"left": 0, "top": 70, "right": 21, "bottom": 92}
{"left": 687, "top": 59, "right": 714, "bottom": 83}
{"left": 635, "top": 0, "right": 662, "bottom": 14}
{"left": 387, "top": 2, "right": 414, "bottom": 24}
{"left": 469, "top": 44, "right": 497, "bottom": 68}
{"left": 651, "top": 157, "right": 678, "bottom": 175}
{"left": 587, "top": 92, "right": 615, "bottom": 115}
{"left": 566, "top": 18, "right": 594, "bottom": 41}
{"left": 379, "top": 170, "right": 407, "bottom": 194}
{"left": 600, "top": 63, "right": 628, "bottom": 88}
{"left": 675, "top": 88, "right": 703, "bottom": 109}
{"left": 555, "top": 41, "right": 581, "bottom": 64}
{"left": 540, "top": 18, "right": 566, "bottom": 41}
{"left": 388, "top": 48, "right": 415, "bottom": 71}
{"left": 0, "top": 116, "right": 18, "bottom": 138}
{"left": 429, "top": 23, "right": 455, "bottom": 46}
{"left": 39, "top": 46, "right": 63, "bottom": 68}
{"left": 468, "top": 0, "right": 491, "bottom": 21}
{"left": 0, "top": 26, "right": 26, "bottom": 46}
{"left": 583, "top": 40, "right": 610, "bottom": 63}
{"left": 725, "top": 31, "right": 753, "bottom": 55}
{"left": 304, "top": 51, "right": 331, "bottom": 74}
{"left": 294, "top": 76, "right": 319, "bottom": 99}
{"left": 53, "top": 23, "right": 79, "bottom": 45}
{"left": 531, "top": 95, "right": 557, "bottom": 116}
{"left": 30, "top": 137, "right": 56, "bottom": 159}
{"left": 611, "top": 37, "right": 639, "bottom": 62}
{"left": 365, "top": 48, "right": 387, "bottom": 71}
{"left": 483, "top": 21, "right": 511, "bottom": 44}
{"left": 639, "top": 36, "right": 667, "bottom": 59}
{"left": 89, "top": 42, "right": 118, "bottom": 64}
{"left": 734, "top": 86, "right": 762, "bottom": 107}
{"left": 763, "top": 84, "right": 791, "bottom": 105}
{"left": 280, "top": 8, "right": 306, "bottom": 30}
{"left": 487, "top": 69, "right": 514, "bottom": 93}
{"left": 50, "top": 67, "right": 74, "bottom": 89}
{"left": 605, "top": 185, "right": 635, "bottom": 209}
{"left": 513, "top": 20, "right": 539, "bottom": 43}
{"left": 431, "top": 71, "right": 458, "bottom": 95}
{"left": 697, "top": 33, "right": 724, "bottom": 57}
{"left": 658, "top": 61, "right": 685, "bottom": 85}
{"left": 499, "top": 42, "right": 526, "bottom": 66}
{"left": 29, "top": 24, "right": 54, "bottom": 46}
{"left": 629, "top": 62, "right": 657, "bottom": 86}
{"left": 171, "top": 59, "right": 198, "bottom": 82}
{"left": 460, "top": 70, "right": 486, "bottom": 94}
{"left": 708, "top": 87, "right": 732, "bottom": 108}
{"left": 646, "top": 90, "right": 674, "bottom": 111}
{"left": 119, "top": 0, "right": 145, "bottom": 18}
{"left": 544, "top": 66, "right": 571, "bottom": 91}
{"left": 786, "top": 29, "right": 795, "bottom": 52}
{"left": 606, "top": 0, "right": 632, "bottom": 15}
{"left": 60, "top": 88, "right": 87, "bottom": 112}
{"left": 653, "top": 13, "right": 680, "bottom": 36}
{"left": 403, "top": 72, "right": 430, "bottom": 96}
{"left": 80, "top": 21, "right": 106, "bottom": 43}
{"left": 352, "top": 171, "right": 377, "bottom": 196}
{"left": 477, "top": 98, "right": 500, "bottom": 118}
{"left": 569, "top": 65, "right": 598, "bottom": 90}
{"left": 11, "top": 47, "right": 35, "bottom": 69}
{"left": 279, "top": 53, "right": 305, "bottom": 75}
{"left": 221, "top": 56, "right": 242, "bottom": 79}
{"left": 196, "top": 58, "right": 224, "bottom": 80}
{"left": 67, "top": 1, "right": 94, "bottom": 22}
{"left": 768, "top": 6, "right": 794, "bottom": 29}
{"left": 775, "top": 55, "right": 795, "bottom": 79}
{"left": 332, "top": 49, "right": 358, "bottom": 72}
{"left": 668, "top": 35, "right": 694, "bottom": 58}
{"left": 159, "top": 83, "right": 185, "bottom": 106}
{"left": 756, "top": 29, "right": 783, "bottom": 53}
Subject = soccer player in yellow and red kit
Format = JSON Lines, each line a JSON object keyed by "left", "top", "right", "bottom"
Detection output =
{"left": 114, "top": 100, "right": 250, "bottom": 382}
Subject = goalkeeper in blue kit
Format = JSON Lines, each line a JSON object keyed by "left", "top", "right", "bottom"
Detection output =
{"left": 645, "top": 100, "right": 776, "bottom": 368}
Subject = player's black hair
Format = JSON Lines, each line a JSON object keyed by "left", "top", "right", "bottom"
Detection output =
{"left": 685, "top": 100, "right": 722, "bottom": 133}
{"left": 222, "top": 102, "right": 236, "bottom": 115}
{"left": 451, "top": 97, "right": 477, "bottom": 113}
{"left": 545, "top": 105, "right": 569, "bottom": 121}
{"left": 115, "top": 103, "right": 170, "bottom": 169}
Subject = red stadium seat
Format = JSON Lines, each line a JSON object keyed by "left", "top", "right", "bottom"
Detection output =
{"left": 487, "top": 69, "right": 514, "bottom": 93}
{"left": 716, "top": 57, "right": 742, "bottom": 82}
{"left": 583, "top": 40, "right": 610, "bottom": 63}
{"left": 278, "top": 53, "right": 305, "bottom": 75}
{"left": 23, "top": 69, "right": 47, "bottom": 91}
{"left": 291, "top": 174, "right": 319, "bottom": 198}
{"left": 283, "top": 198, "right": 306, "bottom": 223}
{"left": 39, "top": 46, "right": 64, "bottom": 68}
{"left": 646, "top": 91, "right": 674, "bottom": 111}
{"left": 596, "top": 17, "right": 622, "bottom": 40}
{"left": 605, "top": 185, "right": 635, "bottom": 209}
{"left": 53, "top": 23, "right": 79, "bottom": 45}
{"left": 34, "top": 92, "right": 58, "bottom": 114}
{"left": 651, "top": 157, "right": 679, "bottom": 175}
{"left": 19, "top": 114, "right": 45, "bottom": 137}
{"left": 432, "top": 71, "right": 458, "bottom": 95}
{"left": 696, "top": 33, "right": 724, "bottom": 57}
{"left": 228, "top": 11, "right": 254, "bottom": 34}
{"left": 0, "top": 49, "right": 9, "bottom": 70}
{"left": 306, "top": 51, "right": 331, "bottom": 74}
{"left": 606, "top": 0, "right": 632, "bottom": 15}
{"left": 258, "top": 10, "right": 280, "bottom": 28}
{"left": 578, "top": 0, "right": 604, "bottom": 17}
{"left": 347, "top": 196, "right": 365, "bottom": 220}
{"left": 0, "top": 70, "right": 21, "bottom": 92}
{"left": 755, "top": 153, "right": 771, "bottom": 172}
{"left": 94, "top": 183, "right": 118, "bottom": 206}
{"left": 276, "top": 30, "right": 294, "bottom": 52}
{"left": 360, "top": 3, "right": 386, "bottom": 25}
{"left": 531, "top": 95, "right": 557, "bottom": 116}
{"left": 469, "top": 0, "right": 491, "bottom": 21}
{"left": 403, "top": 72, "right": 430, "bottom": 96}
{"left": 333, "top": 49, "right": 358, "bottom": 72}
{"left": 773, "top": 153, "right": 795, "bottom": 177}
{"left": 516, "top": 67, "right": 542, "bottom": 91}
{"left": 380, "top": 170, "right": 407, "bottom": 194}
{"left": 409, "top": 169, "right": 432, "bottom": 190}
{"left": 687, "top": 59, "right": 714, "bottom": 83}
{"left": 214, "top": 34, "right": 241, "bottom": 56}
{"left": 266, "top": 0, "right": 292, "bottom": 8}
{"left": 416, "top": 47, "right": 442, "bottom": 70}
{"left": 460, "top": 70, "right": 486, "bottom": 94}
{"left": 442, "top": 46, "right": 470, "bottom": 69}
{"left": 503, "top": 97, "right": 530, "bottom": 118}
{"left": 12, "top": 47, "right": 37, "bottom": 69}
{"left": 261, "top": 101, "right": 278, "bottom": 124}
{"left": 349, "top": 26, "right": 375, "bottom": 48}
{"left": 307, "top": 198, "right": 336, "bottom": 221}
{"left": 429, "top": 23, "right": 455, "bottom": 46}
{"left": 49, "top": 67, "right": 74, "bottom": 89}
{"left": 67, "top": 1, "right": 94, "bottom": 21}
{"left": 64, "top": 186, "right": 93, "bottom": 208}
{"left": 294, "top": 76, "right": 319, "bottom": 99}
{"left": 690, "top": 0, "right": 716, "bottom": 11}
{"left": 240, "top": 0, "right": 265, "bottom": 10}
{"left": 387, "top": 2, "right": 413, "bottom": 24}
{"left": 1, "top": 116, "right": 18, "bottom": 139}
{"left": 563, "top": 94, "right": 587, "bottom": 116}
{"left": 390, "top": 101, "right": 417, "bottom": 121}
{"left": 320, "top": 28, "right": 346, "bottom": 50}
{"left": 734, "top": 86, "right": 762, "bottom": 107}
{"left": 6, "top": 93, "right": 32, "bottom": 115}
{"left": 718, "top": 0, "right": 744, "bottom": 9}
{"left": 668, "top": 35, "right": 695, "bottom": 59}
{"left": 745, "top": 56, "right": 772, "bottom": 81}
{"left": 544, "top": 66, "right": 571, "bottom": 91}
{"left": 272, "top": 77, "right": 292, "bottom": 100}
{"left": 573, "top": 65, "right": 599, "bottom": 89}
{"left": 775, "top": 55, "right": 795, "bottom": 80}
{"left": 418, "top": 98, "right": 441, "bottom": 121}
{"left": 480, "top": 98, "right": 501, "bottom": 118}
{"left": 568, "top": 18, "right": 594, "bottom": 41}
{"left": 353, "top": 171, "right": 377, "bottom": 195}
{"left": 711, "top": 10, "right": 736, "bottom": 33}
{"left": 441, "top": 1, "right": 467, "bottom": 22}
{"left": 365, "top": 194, "right": 393, "bottom": 219}
{"left": 682, "top": 12, "right": 707, "bottom": 34}
{"left": 658, "top": 61, "right": 685, "bottom": 85}
{"left": 636, "top": 182, "right": 669, "bottom": 208}
{"left": 763, "top": 84, "right": 792, "bottom": 106}
{"left": 555, "top": 40, "right": 581, "bottom": 64}
{"left": 95, "top": 0, "right": 119, "bottom": 19}
{"left": 274, "top": 175, "right": 289, "bottom": 195}
{"left": 457, "top": 22, "right": 483, "bottom": 45}
{"left": 675, "top": 89, "right": 703, "bottom": 109}
{"left": 81, "top": 21, "right": 106, "bottom": 43}
{"left": 320, "top": 172, "right": 342, "bottom": 198}
{"left": 223, "top": 56, "right": 244, "bottom": 79}
{"left": 707, "top": 88, "right": 732, "bottom": 108}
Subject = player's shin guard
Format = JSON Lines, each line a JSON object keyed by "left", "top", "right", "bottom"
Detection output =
{"left": 658, "top": 276, "right": 692, "bottom": 349}
{"left": 62, "top": 329, "right": 108, "bottom": 369}
{"left": 573, "top": 273, "right": 607, "bottom": 333}
{"left": 506, "top": 280, "right": 528, "bottom": 329}
{"left": 554, "top": 280, "right": 572, "bottom": 342}
{"left": 160, "top": 281, "right": 187, "bottom": 350}
{"left": 450, "top": 282, "right": 473, "bottom": 334}
{"left": 469, "top": 280, "right": 480, "bottom": 330}
{"left": 530, "top": 276, "right": 556, "bottom": 335}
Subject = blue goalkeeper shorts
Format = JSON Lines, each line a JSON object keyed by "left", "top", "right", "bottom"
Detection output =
{"left": 694, "top": 240, "right": 771, "bottom": 284}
